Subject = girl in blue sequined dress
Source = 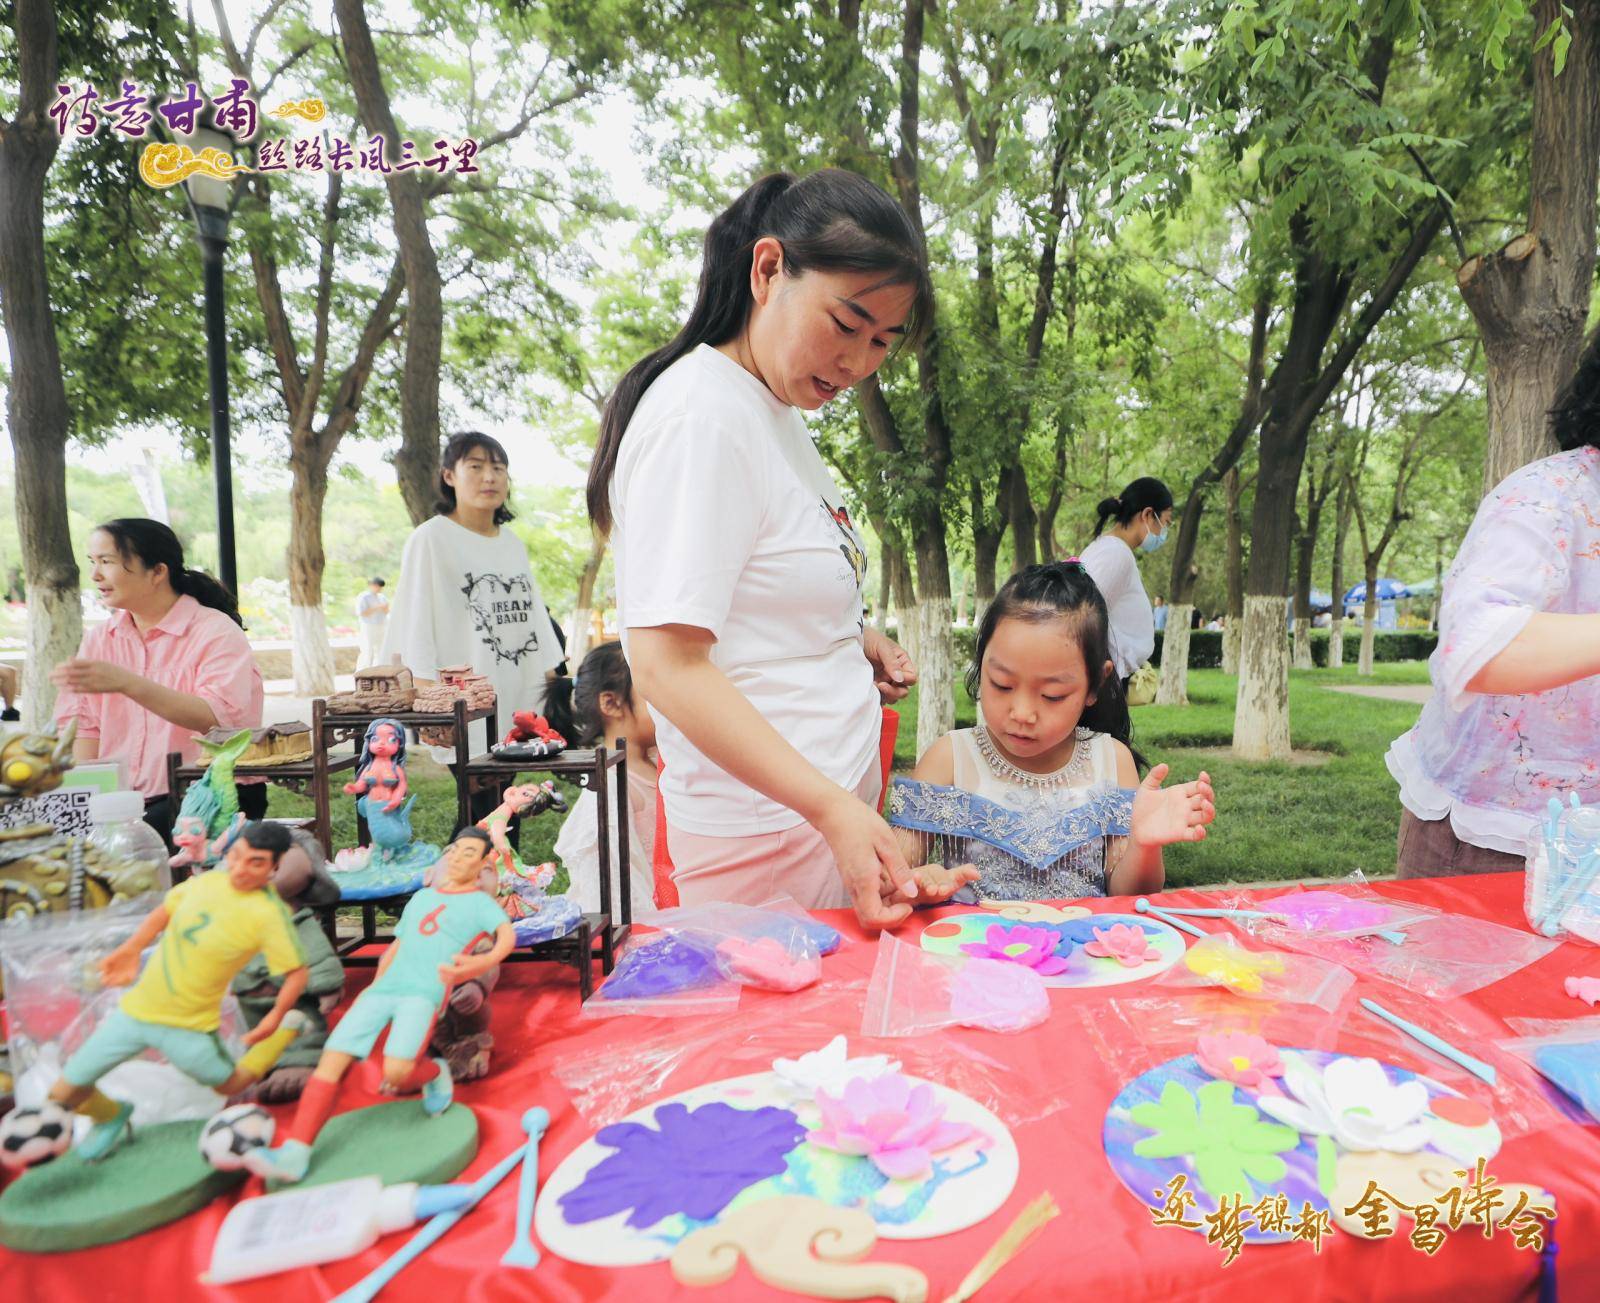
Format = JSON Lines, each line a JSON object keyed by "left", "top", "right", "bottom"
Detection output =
{"left": 889, "top": 562, "right": 1216, "bottom": 902}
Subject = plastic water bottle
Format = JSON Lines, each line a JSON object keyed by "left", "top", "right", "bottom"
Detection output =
{"left": 88, "top": 790, "right": 172, "bottom": 894}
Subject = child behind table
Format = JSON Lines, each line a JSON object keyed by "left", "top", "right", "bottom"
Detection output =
{"left": 888, "top": 561, "right": 1215, "bottom": 902}
{"left": 546, "top": 641, "right": 659, "bottom": 917}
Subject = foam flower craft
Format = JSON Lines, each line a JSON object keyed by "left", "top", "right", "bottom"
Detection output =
{"left": 1130, "top": 1079, "right": 1299, "bottom": 1199}
{"left": 1196, "top": 1032, "right": 1285, "bottom": 1092}
{"left": 811, "top": 1073, "right": 977, "bottom": 1180}
{"left": 959, "top": 924, "right": 1071, "bottom": 976}
{"left": 1083, "top": 923, "right": 1158, "bottom": 968}
{"left": 1257, "top": 1055, "right": 1431, "bottom": 1154}
{"left": 1183, "top": 939, "right": 1286, "bottom": 994}
{"left": 558, "top": 1101, "right": 807, "bottom": 1228}
{"left": 772, "top": 1035, "right": 900, "bottom": 1102}
{"left": 1565, "top": 975, "right": 1600, "bottom": 1007}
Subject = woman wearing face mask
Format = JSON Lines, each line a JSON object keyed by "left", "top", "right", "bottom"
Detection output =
{"left": 588, "top": 168, "right": 932, "bottom": 930}
{"left": 1078, "top": 478, "right": 1174, "bottom": 690}
{"left": 50, "top": 519, "right": 264, "bottom": 844}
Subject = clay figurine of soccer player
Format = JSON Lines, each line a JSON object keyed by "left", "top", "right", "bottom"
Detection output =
{"left": 42, "top": 821, "right": 310, "bottom": 1160}
{"left": 246, "top": 827, "right": 515, "bottom": 1183}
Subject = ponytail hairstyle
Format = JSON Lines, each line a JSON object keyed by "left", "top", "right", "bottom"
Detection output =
{"left": 1550, "top": 333, "right": 1600, "bottom": 452}
{"left": 587, "top": 168, "right": 935, "bottom": 535}
{"left": 437, "top": 431, "right": 515, "bottom": 525}
{"left": 965, "top": 561, "right": 1146, "bottom": 771}
{"left": 566, "top": 640, "right": 635, "bottom": 748}
{"left": 1093, "top": 477, "right": 1174, "bottom": 537}
{"left": 542, "top": 674, "right": 577, "bottom": 746}
{"left": 94, "top": 518, "right": 244, "bottom": 627}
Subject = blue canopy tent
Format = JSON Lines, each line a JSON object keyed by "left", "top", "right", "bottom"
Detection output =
{"left": 1344, "top": 578, "right": 1412, "bottom": 605}
{"left": 1343, "top": 579, "right": 1410, "bottom": 630}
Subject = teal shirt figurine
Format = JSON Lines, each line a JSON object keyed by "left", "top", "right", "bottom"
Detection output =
{"left": 245, "top": 827, "right": 516, "bottom": 1185}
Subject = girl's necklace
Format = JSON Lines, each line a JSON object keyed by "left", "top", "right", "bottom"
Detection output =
{"left": 974, "top": 721, "right": 1095, "bottom": 790}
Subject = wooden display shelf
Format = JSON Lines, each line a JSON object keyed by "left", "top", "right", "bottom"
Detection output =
{"left": 463, "top": 744, "right": 633, "bottom": 977}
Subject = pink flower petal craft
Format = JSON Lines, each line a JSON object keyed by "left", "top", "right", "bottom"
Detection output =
{"left": 1195, "top": 1032, "right": 1286, "bottom": 1094}
{"left": 958, "top": 924, "right": 1071, "bottom": 976}
{"left": 1565, "top": 975, "right": 1600, "bottom": 1006}
{"left": 1083, "top": 923, "right": 1157, "bottom": 968}
{"left": 810, "top": 1073, "right": 980, "bottom": 1181}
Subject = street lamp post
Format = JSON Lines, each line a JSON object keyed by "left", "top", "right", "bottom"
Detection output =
{"left": 181, "top": 123, "right": 239, "bottom": 599}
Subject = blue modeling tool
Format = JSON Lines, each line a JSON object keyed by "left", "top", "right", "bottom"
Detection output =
{"left": 1131, "top": 905, "right": 1280, "bottom": 921}
{"left": 335, "top": 1108, "right": 551, "bottom": 1303}
{"left": 1359, "top": 998, "right": 1498, "bottom": 1086}
{"left": 501, "top": 1108, "right": 550, "bottom": 1268}
{"left": 1132, "top": 898, "right": 1207, "bottom": 939}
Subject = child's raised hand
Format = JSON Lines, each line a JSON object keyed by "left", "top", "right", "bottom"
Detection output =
{"left": 1130, "top": 764, "right": 1215, "bottom": 848}
{"left": 908, "top": 862, "right": 981, "bottom": 903}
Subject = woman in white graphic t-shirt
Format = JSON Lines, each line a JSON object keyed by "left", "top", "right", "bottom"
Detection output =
{"left": 386, "top": 431, "right": 563, "bottom": 802}
{"left": 588, "top": 169, "right": 938, "bottom": 930}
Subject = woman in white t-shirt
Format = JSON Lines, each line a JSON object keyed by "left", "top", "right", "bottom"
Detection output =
{"left": 586, "top": 169, "right": 934, "bottom": 929}
{"left": 385, "top": 431, "right": 564, "bottom": 772}
{"left": 1079, "top": 477, "right": 1174, "bottom": 686}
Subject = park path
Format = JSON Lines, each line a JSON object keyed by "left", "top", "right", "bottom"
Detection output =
{"left": 1320, "top": 683, "right": 1432, "bottom": 704}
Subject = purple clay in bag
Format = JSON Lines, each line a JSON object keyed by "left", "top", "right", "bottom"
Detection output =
{"left": 600, "top": 933, "right": 722, "bottom": 1000}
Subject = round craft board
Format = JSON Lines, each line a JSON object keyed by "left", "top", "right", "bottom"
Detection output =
{"left": 920, "top": 911, "right": 1186, "bottom": 988}
{"left": 0, "top": 1119, "right": 244, "bottom": 1253}
{"left": 535, "top": 1070, "right": 1019, "bottom": 1267}
{"left": 1103, "top": 1048, "right": 1502, "bottom": 1244}
{"left": 274, "top": 1099, "right": 478, "bottom": 1192}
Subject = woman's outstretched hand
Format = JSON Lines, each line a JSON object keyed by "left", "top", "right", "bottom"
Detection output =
{"left": 863, "top": 627, "right": 918, "bottom": 704}
{"left": 1130, "top": 764, "right": 1216, "bottom": 847}
{"left": 815, "top": 792, "right": 919, "bottom": 930}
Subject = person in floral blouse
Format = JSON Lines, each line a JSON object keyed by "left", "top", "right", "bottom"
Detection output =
{"left": 1386, "top": 355, "right": 1600, "bottom": 876}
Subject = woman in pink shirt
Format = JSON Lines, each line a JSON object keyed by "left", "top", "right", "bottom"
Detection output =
{"left": 51, "top": 519, "right": 264, "bottom": 845}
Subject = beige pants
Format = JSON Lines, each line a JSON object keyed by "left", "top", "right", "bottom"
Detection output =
{"left": 668, "top": 765, "right": 884, "bottom": 911}
{"left": 1395, "top": 808, "right": 1524, "bottom": 879}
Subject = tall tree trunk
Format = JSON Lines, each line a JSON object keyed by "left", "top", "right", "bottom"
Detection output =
{"left": 970, "top": 475, "right": 1004, "bottom": 620}
{"left": 954, "top": 570, "right": 970, "bottom": 627}
{"left": 0, "top": 0, "right": 80, "bottom": 727}
{"left": 872, "top": 541, "right": 890, "bottom": 634}
{"left": 1291, "top": 501, "right": 1320, "bottom": 671}
{"left": 1222, "top": 466, "right": 1245, "bottom": 676}
{"left": 1233, "top": 202, "right": 1444, "bottom": 756}
{"left": 1009, "top": 468, "right": 1038, "bottom": 573}
{"left": 1359, "top": 556, "right": 1380, "bottom": 677}
{"left": 334, "top": 0, "right": 442, "bottom": 524}
{"left": 1457, "top": 0, "right": 1600, "bottom": 490}
{"left": 287, "top": 441, "right": 336, "bottom": 695}
{"left": 1328, "top": 478, "right": 1352, "bottom": 668}
{"left": 566, "top": 531, "right": 606, "bottom": 665}
{"left": 1159, "top": 289, "right": 1270, "bottom": 703}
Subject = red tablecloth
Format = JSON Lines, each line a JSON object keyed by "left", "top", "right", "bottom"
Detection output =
{"left": 4, "top": 874, "right": 1598, "bottom": 1302}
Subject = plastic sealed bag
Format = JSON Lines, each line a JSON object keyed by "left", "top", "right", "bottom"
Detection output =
{"left": 0, "top": 898, "right": 247, "bottom": 1125}
{"left": 639, "top": 898, "right": 828, "bottom": 991}
{"left": 1498, "top": 1015, "right": 1600, "bottom": 1124}
{"left": 1154, "top": 932, "right": 1354, "bottom": 1010}
{"left": 1230, "top": 900, "right": 1559, "bottom": 1001}
{"left": 552, "top": 976, "right": 1076, "bottom": 1129}
{"left": 1524, "top": 794, "right": 1600, "bottom": 943}
{"left": 581, "top": 930, "right": 741, "bottom": 1019}
{"left": 861, "top": 932, "right": 1048, "bottom": 1036}
{"left": 1249, "top": 886, "right": 1437, "bottom": 941}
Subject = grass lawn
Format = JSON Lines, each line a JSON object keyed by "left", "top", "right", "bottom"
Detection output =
{"left": 265, "top": 659, "right": 1434, "bottom": 896}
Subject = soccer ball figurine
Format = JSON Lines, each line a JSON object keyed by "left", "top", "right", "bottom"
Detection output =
{"left": 199, "top": 1104, "right": 276, "bottom": 1172}
{"left": 0, "top": 1103, "right": 75, "bottom": 1171}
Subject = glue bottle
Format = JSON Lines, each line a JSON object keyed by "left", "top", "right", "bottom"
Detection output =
{"left": 204, "top": 1176, "right": 473, "bottom": 1284}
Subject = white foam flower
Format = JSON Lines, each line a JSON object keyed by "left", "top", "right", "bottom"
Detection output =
{"left": 1258, "top": 1054, "right": 1432, "bottom": 1153}
{"left": 772, "top": 1036, "right": 900, "bottom": 1102}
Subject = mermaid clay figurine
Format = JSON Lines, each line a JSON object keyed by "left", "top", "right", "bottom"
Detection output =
{"left": 477, "top": 782, "right": 567, "bottom": 920}
{"left": 344, "top": 720, "right": 408, "bottom": 812}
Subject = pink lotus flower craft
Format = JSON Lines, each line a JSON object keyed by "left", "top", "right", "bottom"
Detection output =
{"left": 810, "top": 1073, "right": 978, "bottom": 1180}
{"left": 1083, "top": 923, "right": 1158, "bottom": 967}
{"left": 959, "top": 924, "right": 1070, "bottom": 976}
{"left": 1196, "top": 1032, "right": 1286, "bottom": 1093}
